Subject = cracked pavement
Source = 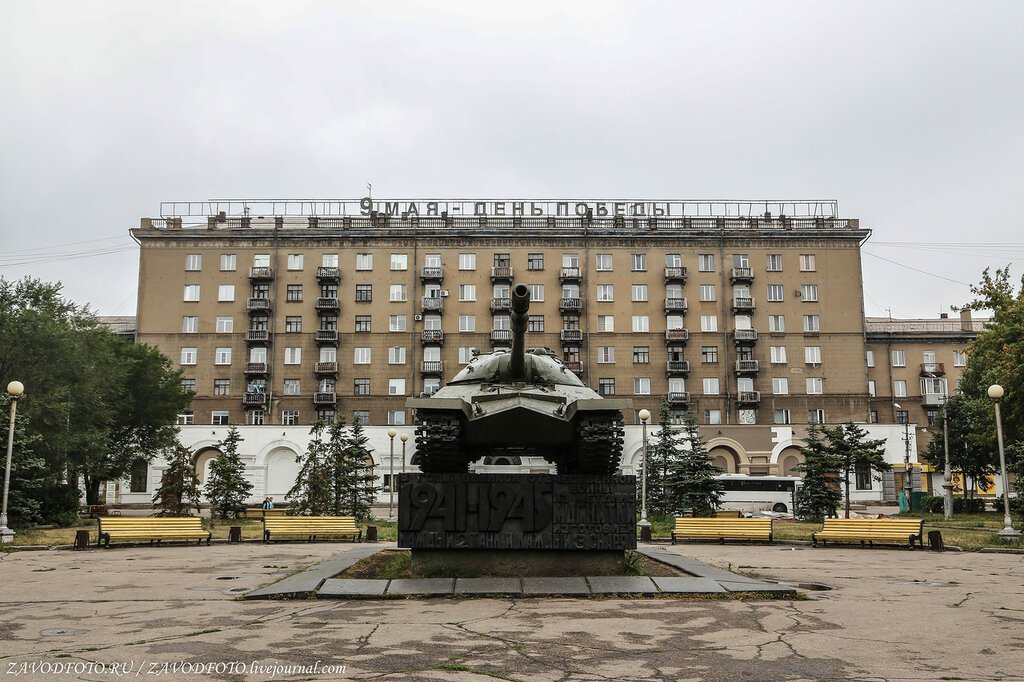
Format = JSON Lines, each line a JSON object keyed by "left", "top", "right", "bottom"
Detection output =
{"left": 1, "top": 543, "right": 1022, "bottom": 680}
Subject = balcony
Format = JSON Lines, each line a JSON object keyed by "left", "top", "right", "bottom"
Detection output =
{"left": 667, "top": 392, "right": 690, "bottom": 405}
{"left": 422, "top": 329, "right": 444, "bottom": 345}
{"left": 422, "top": 297, "right": 444, "bottom": 313}
{"left": 737, "top": 391, "right": 761, "bottom": 404}
{"left": 421, "top": 360, "right": 444, "bottom": 375}
{"left": 732, "top": 297, "right": 755, "bottom": 313}
{"left": 664, "top": 297, "right": 688, "bottom": 313}
{"left": 491, "top": 329, "right": 513, "bottom": 346}
{"left": 490, "top": 297, "right": 511, "bottom": 313}
{"left": 664, "top": 266, "right": 687, "bottom": 283}
{"left": 735, "top": 359, "right": 760, "bottom": 373}
{"left": 315, "top": 329, "right": 339, "bottom": 346}
{"left": 559, "top": 297, "right": 583, "bottom": 314}
{"left": 563, "top": 360, "right": 584, "bottom": 376}
{"left": 665, "top": 328, "right": 689, "bottom": 343}
{"left": 245, "top": 329, "right": 270, "bottom": 344}
{"left": 922, "top": 392, "right": 948, "bottom": 407}
{"left": 560, "top": 329, "right": 583, "bottom": 344}
{"left": 314, "top": 361, "right": 338, "bottom": 376}
{"left": 243, "top": 392, "right": 267, "bottom": 407}
{"left": 734, "top": 329, "right": 758, "bottom": 344}
{"left": 730, "top": 267, "right": 754, "bottom": 283}
{"left": 490, "top": 266, "right": 514, "bottom": 282}
{"left": 666, "top": 360, "right": 690, "bottom": 375}
{"left": 420, "top": 266, "right": 444, "bottom": 282}
{"left": 920, "top": 363, "right": 946, "bottom": 376}
{"left": 246, "top": 297, "right": 271, "bottom": 313}
{"left": 315, "top": 266, "right": 340, "bottom": 282}
{"left": 313, "top": 392, "right": 337, "bottom": 406}
{"left": 315, "top": 297, "right": 341, "bottom": 314}
{"left": 559, "top": 266, "right": 581, "bottom": 282}
{"left": 248, "top": 266, "right": 273, "bottom": 281}
{"left": 244, "top": 362, "right": 268, "bottom": 375}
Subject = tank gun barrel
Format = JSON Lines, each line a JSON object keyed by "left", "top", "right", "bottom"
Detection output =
{"left": 510, "top": 284, "right": 530, "bottom": 379}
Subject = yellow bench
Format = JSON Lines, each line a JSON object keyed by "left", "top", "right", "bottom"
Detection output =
{"left": 812, "top": 518, "right": 925, "bottom": 548}
{"left": 98, "top": 517, "right": 211, "bottom": 548}
{"left": 263, "top": 516, "right": 362, "bottom": 543}
{"left": 240, "top": 507, "right": 288, "bottom": 519}
{"left": 671, "top": 517, "right": 773, "bottom": 544}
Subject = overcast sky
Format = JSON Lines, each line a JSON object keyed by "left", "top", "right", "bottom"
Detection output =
{"left": 2, "top": 1, "right": 1022, "bottom": 319}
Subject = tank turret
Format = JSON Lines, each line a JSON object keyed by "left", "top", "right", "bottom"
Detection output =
{"left": 407, "top": 284, "right": 631, "bottom": 474}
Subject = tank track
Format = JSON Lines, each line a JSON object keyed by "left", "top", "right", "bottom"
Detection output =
{"left": 414, "top": 412, "right": 469, "bottom": 473}
{"left": 559, "top": 412, "right": 625, "bottom": 475}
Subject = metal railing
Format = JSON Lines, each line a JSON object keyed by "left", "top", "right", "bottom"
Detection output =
{"left": 421, "top": 361, "right": 444, "bottom": 374}
{"left": 734, "top": 329, "right": 758, "bottom": 342}
{"left": 665, "top": 297, "right": 688, "bottom": 312}
{"left": 244, "top": 362, "right": 268, "bottom": 374}
{"left": 315, "top": 266, "right": 340, "bottom": 280}
{"left": 315, "top": 329, "right": 339, "bottom": 344}
{"left": 737, "top": 391, "right": 761, "bottom": 403}
{"left": 248, "top": 266, "right": 273, "bottom": 279}
{"left": 420, "top": 266, "right": 443, "bottom": 280}
{"left": 664, "top": 266, "right": 687, "bottom": 282}
{"left": 314, "top": 361, "right": 338, "bottom": 374}
{"left": 560, "top": 329, "right": 583, "bottom": 342}
{"left": 667, "top": 360, "right": 690, "bottom": 374}
{"left": 245, "top": 330, "right": 269, "bottom": 343}
{"left": 313, "top": 392, "right": 337, "bottom": 405}
{"left": 667, "top": 392, "right": 690, "bottom": 404}
{"left": 490, "top": 297, "right": 511, "bottom": 312}
{"left": 422, "top": 297, "right": 443, "bottom": 312}
{"left": 735, "top": 360, "right": 760, "bottom": 372}
{"left": 730, "top": 267, "right": 754, "bottom": 281}
{"left": 559, "top": 297, "right": 583, "bottom": 312}
{"left": 559, "top": 266, "right": 581, "bottom": 281}
{"left": 490, "top": 266, "right": 514, "bottom": 280}
{"left": 665, "top": 328, "right": 689, "bottom": 342}
{"left": 422, "top": 329, "right": 444, "bottom": 344}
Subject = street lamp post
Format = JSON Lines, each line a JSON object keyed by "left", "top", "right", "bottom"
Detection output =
{"left": 2, "top": 381, "right": 25, "bottom": 544}
{"left": 987, "top": 385, "right": 1021, "bottom": 539}
{"left": 637, "top": 409, "right": 651, "bottom": 533}
{"left": 387, "top": 428, "right": 397, "bottom": 519}
{"left": 942, "top": 394, "right": 953, "bottom": 521}
{"left": 400, "top": 432, "right": 408, "bottom": 477}
{"left": 894, "top": 402, "right": 913, "bottom": 509}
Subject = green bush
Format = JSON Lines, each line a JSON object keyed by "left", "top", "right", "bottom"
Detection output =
{"left": 920, "top": 496, "right": 944, "bottom": 513}
{"left": 918, "top": 495, "right": 989, "bottom": 514}
{"left": 37, "top": 484, "right": 81, "bottom": 526}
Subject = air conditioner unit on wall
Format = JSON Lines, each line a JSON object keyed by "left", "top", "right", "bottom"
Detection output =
{"left": 439, "top": 290, "right": 450, "bottom": 297}
{"left": 414, "top": 314, "right": 423, "bottom": 321}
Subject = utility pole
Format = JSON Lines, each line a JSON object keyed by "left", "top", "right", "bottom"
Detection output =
{"left": 942, "top": 395, "right": 953, "bottom": 521}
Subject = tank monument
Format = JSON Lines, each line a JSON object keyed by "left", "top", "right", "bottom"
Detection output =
{"left": 402, "top": 284, "right": 636, "bottom": 576}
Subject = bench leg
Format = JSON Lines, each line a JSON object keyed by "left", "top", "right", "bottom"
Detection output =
{"left": 264, "top": 530, "right": 270, "bottom": 543}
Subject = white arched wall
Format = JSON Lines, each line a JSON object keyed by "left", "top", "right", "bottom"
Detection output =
{"left": 265, "top": 447, "right": 301, "bottom": 499}
{"left": 705, "top": 437, "right": 745, "bottom": 473}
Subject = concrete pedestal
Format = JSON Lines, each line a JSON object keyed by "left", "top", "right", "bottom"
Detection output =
{"left": 412, "top": 549, "right": 625, "bottom": 577}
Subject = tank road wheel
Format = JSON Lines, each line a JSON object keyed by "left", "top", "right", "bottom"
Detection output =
{"left": 561, "top": 412, "right": 625, "bottom": 475}
{"left": 414, "top": 413, "right": 468, "bottom": 473}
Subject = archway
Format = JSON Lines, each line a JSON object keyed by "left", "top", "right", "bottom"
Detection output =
{"left": 193, "top": 447, "right": 223, "bottom": 485}
{"left": 265, "top": 447, "right": 301, "bottom": 499}
{"left": 708, "top": 446, "right": 741, "bottom": 474}
{"left": 779, "top": 447, "right": 805, "bottom": 477}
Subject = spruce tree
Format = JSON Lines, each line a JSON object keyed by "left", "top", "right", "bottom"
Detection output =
{"left": 204, "top": 426, "right": 253, "bottom": 520}
{"left": 643, "top": 400, "right": 684, "bottom": 515}
{"left": 327, "top": 417, "right": 379, "bottom": 520}
{"left": 795, "top": 423, "right": 842, "bottom": 521}
{"left": 666, "top": 411, "right": 723, "bottom": 517}
{"left": 152, "top": 444, "right": 201, "bottom": 516}
{"left": 286, "top": 422, "right": 332, "bottom": 516}
{"left": 827, "top": 421, "right": 891, "bottom": 518}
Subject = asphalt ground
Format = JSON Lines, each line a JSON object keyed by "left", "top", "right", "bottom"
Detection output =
{"left": 1, "top": 542, "right": 1022, "bottom": 681}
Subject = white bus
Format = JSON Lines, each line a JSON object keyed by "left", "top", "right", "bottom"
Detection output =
{"left": 716, "top": 474, "right": 802, "bottom": 514}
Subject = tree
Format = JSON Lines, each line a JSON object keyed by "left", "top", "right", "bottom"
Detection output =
{"left": 204, "top": 426, "right": 253, "bottom": 520}
{"left": 921, "top": 395, "right": 998, "bottom": 502}
{"left": 1006, "top": 442, "right": 1024, "bottom": 517}
{"left": 152, "top": 443, "right": 201, "bottom": 516}
{"left": 665, "top": 411, "right": 723, "bottom": 517}
{"left": 287, "top": 422, "right": 333, "bottom": 516}
{"left": 795, "top": 424, "right": 842, "bottom": 521}
{"left": 644, "top": 401, "right": 684, "bottom": 515}
{"left": 826, "top": 422, "right": 891, "bottom": 518}
{"left": 326, "top": 417, "right": 379, "bottom": 520}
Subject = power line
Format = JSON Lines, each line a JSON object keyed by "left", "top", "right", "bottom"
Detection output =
{"left": 862, "top": 250, "right": 972, "bottom": 286}
{"left": 1, "top": 235, "right": 128, "bottom": 255}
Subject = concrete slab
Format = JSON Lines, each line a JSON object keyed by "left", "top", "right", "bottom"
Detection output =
{"left": 246, "top": 544, "right": 387, "bottom": 599}
{"left": 637, "top": 547, "right": 741, "bottom": 581}
{"left": 521, "top": 576, "right": 590, "bottom": 595}
{"left": 650, "top": 576, "right": 727, "bottom": 593}
{"left": 454, "top": 577, "right": 522, "bottom": 594}
{"left": 718, "top": 580, "right": 797, "bottom": 595}
{"left": 319, "top": 578, "right": 389, "bottom": 596}
{"left": 586, "top": 576, "right": 657, "bottom": 594}
{"left": 386, "top": 578, "right": 454, "bottom": 595}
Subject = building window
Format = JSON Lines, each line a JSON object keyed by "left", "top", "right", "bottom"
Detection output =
{"left": 216, "top": 285, "right": 234, "bottom": 302}
{"left": 805, "top": 346, "right": 822, "bottom": 365}
{"left": 596, "top": 253, "right": 613, "bottom": 271}
{"left": 253, "top": 254, "right": 270, "bottom": 267}
{"left": 250, "top": 346, "right": 267, "bottom": 363}
{"left": 180, "top": 348, "right": 197, "bottom": 365}
{"left": 129, "top": 460, "right": 148, "bottom": 493}
{"left": 355, "top": 284, "right": 372, "bottom": 302}
{"left": 459, "top": 253, "right": 476, "bottom": 270}
{"left": 766, "top": 254, "right": 782, "bottom": 271}
{"left": 284, "top": 284, "right": 301, "bottom": 302}
{"left": 866, "top": 350, "right": 875, "bottom": 367}
{"left": 699, "top": 284, "right": 715, "bottom": 302}
{"left": 953, "top": 350, "right": 967, "bottom": 367}
{"left": 808, "top": 408, "right": 825, "bottom": 424}
{"left": 926, "top": 409, "right": 940, "bottom": 427}
{"left": 528, "top": 253, "right": 544, "bottom": 270}
{"left": 283, "top": 379, "right": 300, "bottom": 395}
{"left": 799, "top": 254, "right": 817, "bottom": 271}
{"left": 283, "top": 347, "right": 301, "bottom": 365}
{"left": 459, "top": 315, "right": 476, "bottom": 332}
{"left": 769, "top": 315, "right": 785, "bottom": 333}
{"left": 598, "top": 378, "right": 616, "bottom": 396}
{"left": 631, "top": 253, "right": 647, "bottom": 271}
{"left": 597, "top": 315, "right": 614, "bottom": 332}
{"left": 285, "top": 316, "right": 301, "bottom": 333}
{"left": 184, "top": 285, "right": 200, "bottom": 302}
{"left": 527, "top": 284, "right": 544, "bottom": 302}
{"left": 212, "top": 411, "right": 230, "bottom": 426}
{"left": 597, "top": 346, "right": 615, "bottom": 363}
{"left": 890, "top": 350, "right": 907, "bottom": 367}
{"left": 767, "top": 284, "right": 784, "bottom": 302}
{"left": 801, "top": 284, "right": 819, "bottom": 302}
{"left": 389, "top": 315, "right": 407, "bottom": 332}
{"left": 633, "top": 377, "right": 650, "bottom": 395}
{"left": 770, "top": 346, "right": 787, "bottom": 363}
{"left": 185, "top": 254, "right": 202, "bottom": 271}
{"left": 701, "top": 346, "right": 718, "bottom": 363}
{"left": 220, "top": 254, "right": 236, "bottom": 271}
{"left": 214, "top": 379, "right": 230, "bottom": 395}
{"left": 868, "top": 380, "right": 876, "bottom": 397}
{"left": 772, "top": 377, "right": 789, "bottom": 395}
{"left": 287, "top": 254, "right": 304, "bottom": 271}
{"left": 176, "top": 412, "right": 195, "bottom": 426}
{"left": 181, "top": 378, "right": 196, "bottom": 393}
{"left": 664, "top": 253, "right": 681, "bottom": 268}
{"left": 855, "top": 461, "right": 873, "bottom": 490}
{"left": 896, "top": 410, "right": 908, "bottom": 424}
{"left": 774, "top": 409, "right": 791, "bottom": 425}
{"left": 703, "top": 377, "right": 720, "bottom": 395}
{"left": 704, "top": 409, "right": 722, "bottom": 425}
{"left": 894, "top": 380, "right": 907, "bottom": 398}
{"left": 633, "top": 346, "right": 650, "bottom": 364}
{"left": 388, "top": 378, "right": 406, "bottom": 396}
{"left": 597, "top": 285, "right": 614, "bottom": 302}
{"left": 355, "top": 315, "right": 371, "bottom": 332}
{"left": 806, "top": 377, "right": 824, "bottom": 394}
{"left": 387, "top": 410, "right": 406, "bottom": 426}
{"left": 246, "top": 410, "right": 265, "bottom": 426}
{"left": 698, "top": 254, "right": 715, "bottom": 272}
{"left": 352, "top": 410, "right": 369, "bottom": 425}
{"left": 282, "top": 411, "right": 300, "bottom": 426}
{"left": 458, "top": 347, "right": 477, "bottom": 363}
{"left": 803, "top": 315, "right": 820, "bottom": 332}
{"left": 389, "top": 347, "right": 407, "bottom": 364}
{"left": 316, "top": 409, "right": 335, "bottom": 423}
{"left": 869, "top": 411, "right": 879, "bottom": 424}
{"left": 182, "top": 316, "right": 198, "bottom": 333}
{"left": 632, "top": 316, "right": 649, "bottom": 333}
{"left": 700, "top": 315, "right": 718, "bottom": 332}
{"left": 628, "top": 284, "right": 647, "bottom": 303}
{"left": 211, "top": 316, "right": 231, "bottom": 333}
{"left": 527, "top": 315, "right": 544, "bottom": 332}
{"left": 354, "top": 347, "right": 371, "bottom": 364}
{"left": 322, "top": 253, "right": 339, "bottom": 267}
{"left": 356, "top": 253, "right": 373, "bottom": 271}
{"left": 459, "top": 284, "right": 476, "bottom": 301}
{"left": 390, "top": 253, "right": 408, "bottom": 271}
{"left": 389, "top": 284, "right": 406, "bottom": 302}
{"left": 353, "top": 379, "right": 370, "bottom": 395}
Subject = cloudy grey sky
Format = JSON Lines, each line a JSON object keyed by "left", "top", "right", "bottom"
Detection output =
{"left": 2, "top": 0, "right": 1022, "bottom": 318}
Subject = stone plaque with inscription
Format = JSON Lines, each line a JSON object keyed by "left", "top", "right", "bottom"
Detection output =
{"left": 398, "top": 473, "right": 636, "bottom": 551}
